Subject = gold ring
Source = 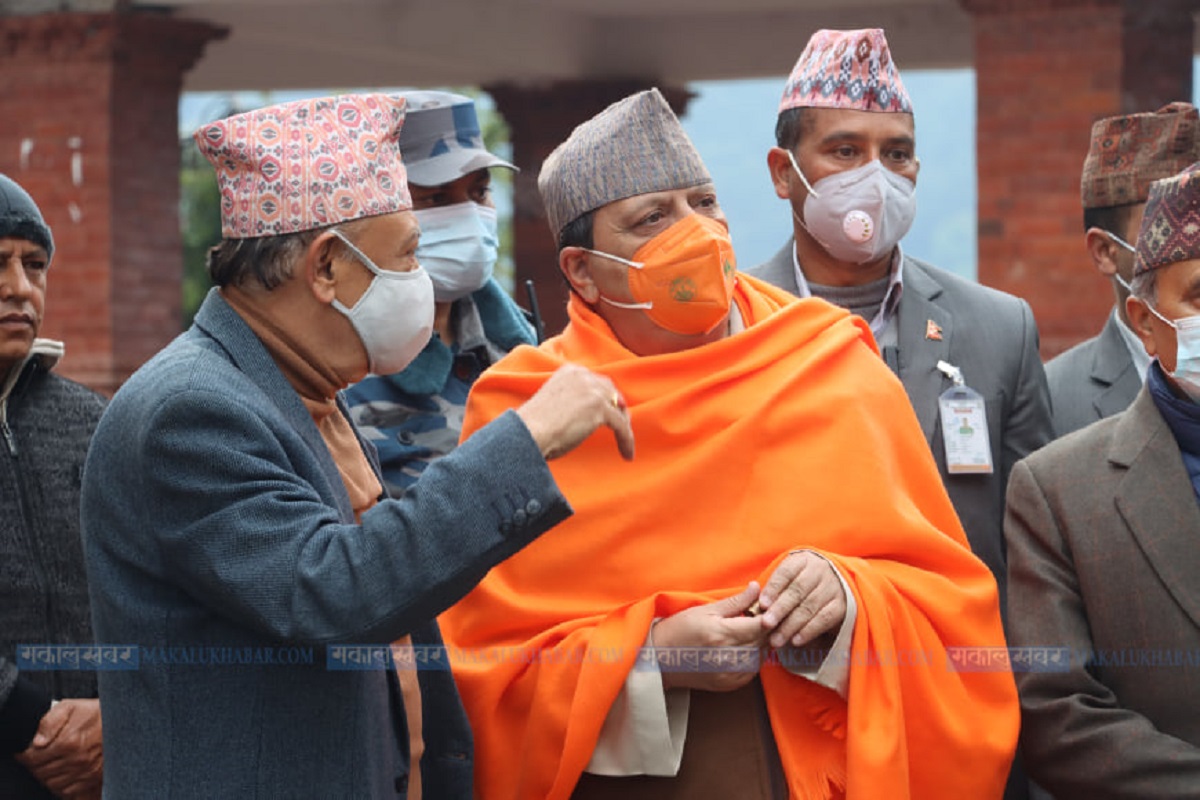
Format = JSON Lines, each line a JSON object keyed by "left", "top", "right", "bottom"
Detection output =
{"left": 611, "top": 393, "right": 622, "bottom": 409}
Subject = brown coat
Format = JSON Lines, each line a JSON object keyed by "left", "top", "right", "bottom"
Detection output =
{"left": 1005, "top": 384, "right": 1200, "bottom": 799}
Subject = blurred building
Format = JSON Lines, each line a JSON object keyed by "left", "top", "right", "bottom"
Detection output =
{"left": 1, "top": 0, "right": 1196, "bottom": 391}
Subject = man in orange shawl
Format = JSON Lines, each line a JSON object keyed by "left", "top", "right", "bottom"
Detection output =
{"left": 439, "top": 88, "right": 1018, "bottom": 800}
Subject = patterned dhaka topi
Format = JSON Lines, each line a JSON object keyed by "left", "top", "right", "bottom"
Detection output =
{"left": 778, "top": 28, "right": 912, "bottom": 115}
{"left": 1081, "top": 102, "right": 1200, "bottom": 210}
{"left": 1134, "top": 162, "right": 1200, "bottom": 275}
{"left": 194, "top": 93, "right": 411, "bottom": 239}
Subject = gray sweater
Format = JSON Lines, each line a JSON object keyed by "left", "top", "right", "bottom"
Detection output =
{"left": 0, "top": 342, "right": 105, "bottom": 794}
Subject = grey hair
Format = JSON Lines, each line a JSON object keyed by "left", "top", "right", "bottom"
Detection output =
{"left": 205, "top": 218, "right": 369, "bottom": 290}
{"left": 1130, "top": 269, "right": 1158, "bottom": 304}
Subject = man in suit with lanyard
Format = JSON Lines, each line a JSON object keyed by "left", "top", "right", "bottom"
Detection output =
{"left": 1047, "top": 103, "right": 1200, "bottom": 437}
{"left": 747, "top": 28, "right": 1052, "bottom": 625}
{"left": 747, "top": 36, "right": 1051, "bottom": 797}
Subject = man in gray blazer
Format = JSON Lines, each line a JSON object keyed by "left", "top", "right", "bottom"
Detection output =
{"left": 746, "top": 28, "right": 1052, "bottom": 620}
{"left": 81, "top": 94, "right": 633, "bottom": 799}
{"left": 1006, "top": 162, "right": 1200, "bottom": 797}
{"left": 1046, "top": 103, "right": 1200, "bottom": 437}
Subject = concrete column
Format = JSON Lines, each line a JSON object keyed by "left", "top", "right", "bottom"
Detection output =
{"left": 486, "top": 81, "right": 692, "bottom": 336}
{"left": 0, "top": 11, "right": 223, "bottom": 393}
{"left": 961, "top": 0, "right": 1197, "bottom": 356}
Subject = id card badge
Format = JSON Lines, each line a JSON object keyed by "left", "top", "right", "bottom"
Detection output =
{"left": 936, "top": 360, "right": 994, "bottom": 475}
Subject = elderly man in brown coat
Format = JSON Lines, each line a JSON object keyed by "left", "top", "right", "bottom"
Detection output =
{"left": 1005, "top": 162, "right": 1200, "bottom": 798}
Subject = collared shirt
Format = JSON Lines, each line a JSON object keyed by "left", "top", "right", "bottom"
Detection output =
{"left": 792, "top": 243, "right": 906, "bottom": 343}
{"left": 1113, "top": 307, "right": 1153, "bottom": 382}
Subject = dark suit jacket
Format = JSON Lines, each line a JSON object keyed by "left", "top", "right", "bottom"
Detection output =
{"left": 82, "top": 290, "right": 571, "bottom": 798}
{"left": 747, "top": 241, "right": 1054, "bottom": 616}
{"left": 1046, "top": 312, "right": 1142, "bottom": 438}
{"left": 1005, "top": 385, "right": 1200, "bottom": 798}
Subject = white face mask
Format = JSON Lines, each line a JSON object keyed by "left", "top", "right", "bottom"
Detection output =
{"left": 330, "top": 229, "right": 434, "bottom": 376}
{"left": 788, "top": 151, "right": 917, "bottom": 265}
{"left": 1143, "top": 300, "right": 1200, "bottom": 402}
{"left": 413, "top": 202, "right": 499, "bottom": 302}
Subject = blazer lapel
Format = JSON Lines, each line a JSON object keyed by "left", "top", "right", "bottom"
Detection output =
{"left": 1113, "top": 389, "right": 1200, "bottom": 629}
{"left": 193, "top": 289, "right": 356, "bottom": 522}
{"left": 748, "top": 239, "right": 801, "bottom": 295}
{"left": 895, "top": 259, "right": 954, "bottom": 444}
{"left": 1092, "top": 314, "right": 1142, "bottom": 419}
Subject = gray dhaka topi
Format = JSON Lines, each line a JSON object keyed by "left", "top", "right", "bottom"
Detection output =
{"left": 537, "top": 88, "right": 712, "bottom": 238}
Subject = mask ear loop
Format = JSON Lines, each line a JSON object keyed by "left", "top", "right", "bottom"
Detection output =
{"left": 580, "top": 248, "right": 644, "bottom": 269}
{"left": 331, "top": 229, "right": 385, "bottom": 278}
{"left": 331, "top": 229, "right": 424, "bottom": 283}
{"left": 1103, "top": 231, "right": 1137, "bottom": 292}
{"left": 579, "top": 248, "right": 653, "bottom": 310}
{"left": 1142, "top": 298, "right": 1180, "bottom": 330}
{"left": 1106, "top": 231, "right": 1136, "bottom": 254}
{"left": 785, "top": 150, "right": 832, "bottom": 250}
{"left": 786, "top": 150, "right": 820, "bottom": 198}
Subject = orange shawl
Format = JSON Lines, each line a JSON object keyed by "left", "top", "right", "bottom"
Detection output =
{"left": 440, "top": 274, "right": 1018, "bottom": 799}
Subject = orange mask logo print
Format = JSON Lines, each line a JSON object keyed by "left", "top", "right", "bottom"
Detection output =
{"left": 670, "top": 276, "right": 697, "bottom": 302}
{"left": 590, "top": 214, "right": 738, "bottom": 335}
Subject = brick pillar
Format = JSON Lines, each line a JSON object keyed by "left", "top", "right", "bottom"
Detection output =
{"left": 961, "top": 0, "right": 1197, "bottom": 357}
{"left": 486, "top": 81, "right": 693, "bottom": 336}
{"left": 0, "top": 12, "right": 223, "bottom": 394}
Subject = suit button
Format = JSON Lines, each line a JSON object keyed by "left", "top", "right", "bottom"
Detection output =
{"left": 394, "top": 773, "right": 408, "bottom": 793}
{"left": 513, "top": 509, "right": 528, "bottom": 528}
{"left": 500, "top": 522, "right": 513, "bottom": 536}
{"left": 526, "top": 499, "right": 542, "bottom": 515}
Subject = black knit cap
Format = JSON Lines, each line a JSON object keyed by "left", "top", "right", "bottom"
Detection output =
{"left": 0, "top": 173, "right": 54, "bottom": 263}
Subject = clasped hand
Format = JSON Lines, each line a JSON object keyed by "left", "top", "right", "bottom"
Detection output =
{"left": 16, "top": 698, "right": 103, "bottom": 800}
{"left": 652, "top": 551, "right": 847, "bottom": 692}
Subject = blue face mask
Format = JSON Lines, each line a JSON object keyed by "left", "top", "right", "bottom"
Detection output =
{"left": 412, "top": 202, "right": 499, "bottom": 302}
{"left": 1144, "top": 300, "right": 1200, "bottom": 402}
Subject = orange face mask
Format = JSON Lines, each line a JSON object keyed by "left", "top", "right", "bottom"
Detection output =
{"left": 585, "top": 213, "right": 738, "bottom": 335}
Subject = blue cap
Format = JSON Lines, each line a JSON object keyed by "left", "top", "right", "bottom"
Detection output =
{"left": 397, "top": 91, "right": 516, "bottom": 187}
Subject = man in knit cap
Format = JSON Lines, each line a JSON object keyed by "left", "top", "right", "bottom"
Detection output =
{"left": 1006, "top": 162, "right": 1200, "bottom": 797}
{"left": 0, "top": 174, "right": 106, "bottom": 799}
{"left": 441, "top": 87, "right": 1018, "bottom": 800}
{"left": 1048, "top": 102, "right": 1200, "bottom": 437}
{"left": 81, "top": 93, "right": 632, "bottom": 799}
{"left": 747, "top": 29, "right": 1052, "bottom": 628}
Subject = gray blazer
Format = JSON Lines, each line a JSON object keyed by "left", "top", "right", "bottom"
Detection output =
{"left": 1005, "top": 385, "right": 1200, "bottom": 798}
{"left": 1045, "top": 312, "right": 1142, "bottom": 438}
{"left": 82, "top": 290, "right": 571, "bottom": 799}
{"left": 748, "top": 241, "right": 1053, "bottom": 616}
